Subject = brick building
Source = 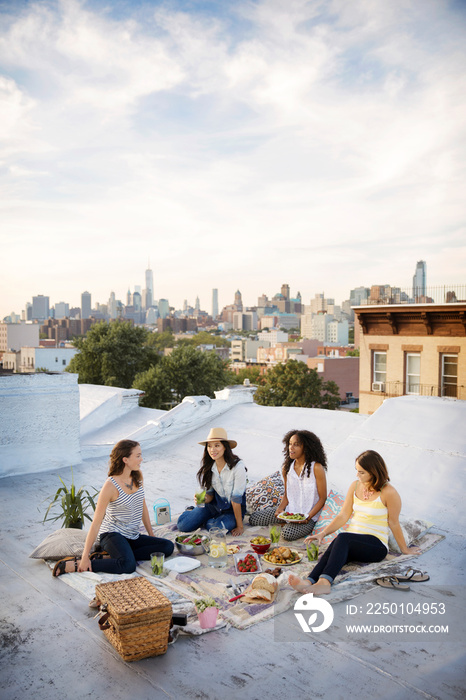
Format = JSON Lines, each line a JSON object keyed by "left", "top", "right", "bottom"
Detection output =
{"left": 354, "top": 303, "right": 466, "bottom": 414}
{"left": 306, "top": 356, "right": 360, "bottom": 401}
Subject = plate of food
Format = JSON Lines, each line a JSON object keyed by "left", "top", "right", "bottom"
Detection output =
{"left": 277, "top": 512, "right": 307, "bottom": 523}
{"left": 234, "top": 551, "right": 262, "bottom": 575}
{"left": 262, "top": 546, "right": 303, "bottom": 566}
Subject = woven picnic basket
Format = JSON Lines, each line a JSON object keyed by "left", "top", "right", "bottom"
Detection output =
{"left": 95, "top": 577, "right": 172, "bottom": 661}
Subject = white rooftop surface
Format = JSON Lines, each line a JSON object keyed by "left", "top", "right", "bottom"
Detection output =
{"left": 1, "top": 387, "right": 465, "bottom": 699}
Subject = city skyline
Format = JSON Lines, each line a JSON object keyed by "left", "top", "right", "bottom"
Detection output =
{"left": 1, "top": 0, "right": 465, "bottom": 320}
{"left": 5, "top": 258, "right": 443, "bottom": 321}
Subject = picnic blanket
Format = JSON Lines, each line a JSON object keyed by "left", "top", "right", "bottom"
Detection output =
{"left": 46, "top": 519, "right": 443, "bottom": 632}
{"left": 139, "top": 519, "right": 444, "bottom": 629}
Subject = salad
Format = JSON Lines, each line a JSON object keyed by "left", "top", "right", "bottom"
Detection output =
{"left": 176, "top": 534, "right": 205, "bottom": 546}
{"left": 278, "top": 512, "right": 306, "bottom": 521}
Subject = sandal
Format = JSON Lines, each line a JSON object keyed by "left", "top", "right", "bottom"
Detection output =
{"left": 89, "top": 551, "right": 110, "bottom": 560}
{"left": 394, "top": 568, "right": 430, "bottom": 583}
{"left": 376, "top": 576, "right": 410, "bottom": 591}
{"left": 53, "top": 556, "right": 78, "bottom": 577}
{"left": 88, "top": 597, "right": 101, "bottom": 609}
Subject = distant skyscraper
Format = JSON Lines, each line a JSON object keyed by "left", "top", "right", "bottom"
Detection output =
{"left": 234, "top": 290, "right": 243, "bottom": 311}
{"left": 54, "top": 302, "right": 69, "bottom": 319}
{"left": 126, "top": 288, "right": 132, "bottom": 305}
{"left": 32, "top": 295, "right": 49, "bottom": 321}
{"left": 413, "top": 260, "right": 427, "bottom": 300}
{"left": 145, "top": 263, "right": 154, "bottom": 310}
{"left": 133, "top": 291, "right": 142, "bottom": 312}
{"left": 281, "top": 284, "right": 290, "bottom": 300}
{"left": 81, "top": 291, "right": 91, "bottom": 319}
{"left": 108, "top": 291, "right": 117, "bottom": 319}
{"left": 158, "top": 298, "right": 169, "bottom": 319}
{"left": 195, "top": 296, "right": 200, "bottom": 311}
{"left": 212, "top": 289, "right": 218, "bottom": 319}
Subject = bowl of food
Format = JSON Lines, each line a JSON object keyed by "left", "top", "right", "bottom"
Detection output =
{"left": 175, "top": 534, "right": 208, "bottom": 556}
{"left": 250, "top": 536, "right": 271, "bottom": 555}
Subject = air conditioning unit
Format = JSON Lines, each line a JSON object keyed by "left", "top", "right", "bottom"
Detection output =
{"left": 372, "top": 382, "right": 385, "bottom": 392}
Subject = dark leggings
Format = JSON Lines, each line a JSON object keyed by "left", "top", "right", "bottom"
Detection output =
{"left": 91, "top": 532, "right": 174, "bottom": 575}
{"left": 308, "top": 532, "right": 387, "bottom": 584}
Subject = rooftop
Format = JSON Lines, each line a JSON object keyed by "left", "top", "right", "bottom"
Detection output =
{"left": 1, "top": 383, "right": 465, "bottom": 699}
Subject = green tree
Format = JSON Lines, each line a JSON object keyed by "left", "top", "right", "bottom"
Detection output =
{"left": 346, "top": 348, "right": 360, "bottom": 356}
{"left": 225, "top": 366, "right": 264, "bottom": 386}
{"left": 146, "top": 329, "right": 175, "bottom": 352}
{"left": 254, "top": 360, "right": 341, "bottom": 409}
{"left": 191, "top": 331, "right": 230, "bottom": 348}
{"left": 67, "top": 321, "right": 158, "bottom": 387}
{"left": 133, "top": 345, "right": 230, "bottom": 409}
{"left": 131, "top": 364, "right": 173, "bottom": 409}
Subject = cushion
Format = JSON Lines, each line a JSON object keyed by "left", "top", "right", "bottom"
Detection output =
{"left": 246, "top": 471, "right": 284, "bottom": 514}
{"left": 313, "top": 489, "right": 349, "bottom": 543}
{"left": 388, "top": 517, "right": 432, "bottom": 553}
{"left": 29, "top": 528, "right": 97, "bottom": 560}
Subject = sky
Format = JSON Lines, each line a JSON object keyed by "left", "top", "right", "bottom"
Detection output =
{"left": 1, "top": 0, "right": 465, "bottom": 319}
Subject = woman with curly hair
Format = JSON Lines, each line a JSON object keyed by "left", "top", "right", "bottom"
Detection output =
{"left": 52, "top": 439, "right": 174, "bottom": 577}
{"left": 249, "top": 429, "right": 328, "bottom": 541}
{"left": 177, "top": 427, "right": 247, "bottom": 536}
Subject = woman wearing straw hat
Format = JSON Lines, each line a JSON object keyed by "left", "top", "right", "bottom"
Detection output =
{"left": 177, "top": 427, "right": 247, "bottom": 536}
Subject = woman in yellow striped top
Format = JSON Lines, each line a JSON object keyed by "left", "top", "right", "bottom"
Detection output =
{"left": 289, "top": 450, "right": 421, "bottom": 595}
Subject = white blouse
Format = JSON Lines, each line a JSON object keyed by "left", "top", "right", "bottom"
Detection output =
{"left": 286, "top": 461, "right": 321, "bottom": 522}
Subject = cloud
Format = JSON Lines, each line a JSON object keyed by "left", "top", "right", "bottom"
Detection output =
{"left": 0, "top": 0, "right": 465, "bottom": 317}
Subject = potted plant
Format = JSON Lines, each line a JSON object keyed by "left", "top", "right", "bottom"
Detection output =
{"left": 194, "top": 596, "right": 219, "bottom": 629}
{"left": 42, "top": 467, "right": 98, "bottom": 529}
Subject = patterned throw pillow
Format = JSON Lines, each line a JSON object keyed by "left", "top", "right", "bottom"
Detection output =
{"left": 29, "top": 528, "right": 97, "bottom": 560}
{"left": 388, "top": 518, "right": 432, "bottom": 553}
{"left": 313, "top": 490, "right": 349, "bottom": 543}
{"left": 246, "top": 471, "right": 285, "bottom": 513}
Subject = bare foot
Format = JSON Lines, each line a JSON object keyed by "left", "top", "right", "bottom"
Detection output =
{"left": 288, "top": 573, "right": 313, "bottom": 593}
{"left": 309, "top": 579, "right": 331, "bottom": 595}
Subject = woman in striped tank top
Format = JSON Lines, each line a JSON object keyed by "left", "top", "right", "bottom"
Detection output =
{"left": 289, "top": 450, "right": 421, "bottom": 595}
{"left": 53, "top": 440, "right": 174, "bottom": 576}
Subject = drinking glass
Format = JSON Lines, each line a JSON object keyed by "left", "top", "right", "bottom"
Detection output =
{"left": 150, "top": 552, "right": 165, "bottom": 575}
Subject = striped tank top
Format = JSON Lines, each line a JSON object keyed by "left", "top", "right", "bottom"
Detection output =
{"left": 99, "top": 477, "right": 144, "bottom": 540}
{"left": 346, "top": 488, "right": 389, "bottom": 549}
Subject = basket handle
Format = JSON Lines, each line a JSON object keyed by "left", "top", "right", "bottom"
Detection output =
{"left": 98, "top": 611, "right": 111, "bottom": 630}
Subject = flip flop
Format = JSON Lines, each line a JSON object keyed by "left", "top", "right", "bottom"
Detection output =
{"left": 376, "top": 576, "right": 410, "bottom": 591}
{"left": 394, "top": 568, "right": 430, "bottom": 583}
{"left": 53, "top": 556, "right": 78, "bottom": 577}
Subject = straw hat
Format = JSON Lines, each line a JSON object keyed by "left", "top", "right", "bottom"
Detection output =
{"left": 198, "top": 427, "right": 237, "bottom": 448}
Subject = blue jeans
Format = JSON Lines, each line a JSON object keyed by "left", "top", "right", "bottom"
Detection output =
{"left": 308, "top": 532, "right": 387, "bottom": 584}
{"left": 177, "top": 503, "right": 240, "bottom": 533}
{"left": 91, "top": 532, "right": 174, "bottom": 575}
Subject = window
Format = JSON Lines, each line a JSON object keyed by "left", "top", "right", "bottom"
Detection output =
{"left": 442, "top": 355, "right": 458, "bottom": 398}
{"left": 406, "top": 353, "right": 420, "bottom": 395}
{"left": 62, "top": 359, "right": 66, "bottom": 365}
{"left": 373, "top": 351, "right": 387, "bottom": 389}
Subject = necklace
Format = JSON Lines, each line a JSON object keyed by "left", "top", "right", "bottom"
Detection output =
{"left": 124, "top": 479, "right": 133, "bottom": 490}
{"left": 362, "top": 484, "right": 375, "bottom": 500}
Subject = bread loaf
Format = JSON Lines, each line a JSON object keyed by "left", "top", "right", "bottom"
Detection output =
{"left": 251, "top": 573, "right": 278, "bottom": 593}
{"left": 244, "top": 588, "right": 273, "bottom": 603}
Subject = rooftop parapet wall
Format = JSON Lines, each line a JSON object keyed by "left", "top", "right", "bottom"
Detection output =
{"left": 0, "top": 373, "right": 81, "bottom": 478}
{"left": 80, "top": 385, "right": 256, "bottom": 458}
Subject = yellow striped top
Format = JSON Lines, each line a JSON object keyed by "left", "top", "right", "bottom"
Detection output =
{"left": 346, "top": 491, "right": 389, "bottom": 549}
